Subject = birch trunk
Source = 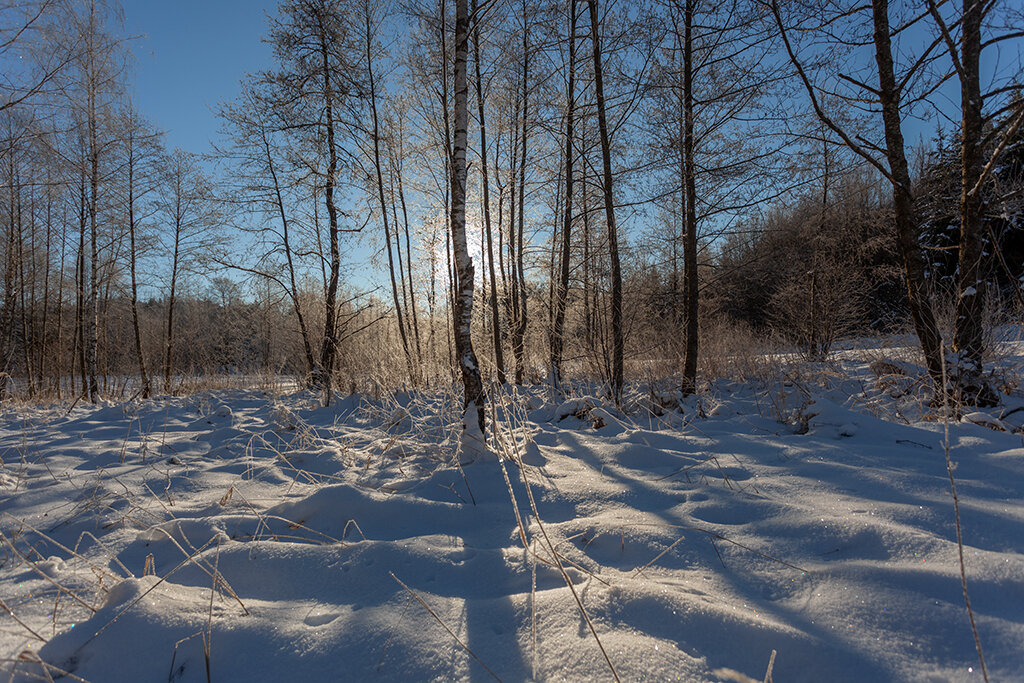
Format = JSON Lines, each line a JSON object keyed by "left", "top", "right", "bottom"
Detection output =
{"left": 452, "top": 0, "right": 486, "bottom": 437}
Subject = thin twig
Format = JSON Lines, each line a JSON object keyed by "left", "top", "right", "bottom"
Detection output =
{"left": 763, "top": 649, "right": 776, "bottom": 683}
{"left": 940, "top": 348, "right": 989, "bottom": 683}
{"left": 0, "top": 598, "right": 46, "bottom": 642}
{"left": 203, "top": 540, "right": 220, "bottom": 683}
{"left": 0, "top": 532, "right": 97, "bottom": 614}
{"left": 389, "top": 572, "right": 502, "bottom": 682}
{"left": 376, "top": 595, "right": 413, "bottom": 671}
{"left": 500, "top": 403, "right": 621, "bottom": 683}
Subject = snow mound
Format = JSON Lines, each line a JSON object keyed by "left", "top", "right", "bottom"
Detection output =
{"left": 962, "top": 411, "right": 1006, "bottom": 431}
{"left": 270, "top": 404, "right": 298, "bottom": 431}
{"left": 2, "top": 385, "right": 1024, "bottom": 682}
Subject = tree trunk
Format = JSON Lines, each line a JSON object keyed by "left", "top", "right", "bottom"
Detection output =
{"left": 507, "top": 91, "right": 522, "bottom": 382}
{"left": 581, "top": 116, "right": 594, "bottom": 355}
{"left": 514, "top": 6, "right": 530, "bottom": 384}
{"left": 551, "top": 0, "right": 577, "bottom": 391}
{"left": 395, "top": 144, "right": 423, "bottom": 364}
{"left": 18, "top": 183, "right": 35, "bottom": 397}
{"left": 85, "top": 96, "right": 100, "bottom": 402}
{"left": 388, "top": 163, "right": 418, "bottom": 373}
{"left": 39, "top": 180, "right": 52, "bottom": 394}
{"left": 163, "top": 197, "right": 181, "bottom": 391}
{"left": 680, "top": 0, "right": 698, "bottom": 396}
{"left": 870, "top": 0, "right": 945, "bottom": 388}
{"left": 472, "top": 0, "right": 506, "bottom": 385}
{"left": 952, "top": 0, "right": 995, "bottom": 405}
{"left": 317, "top": 29, "right": 342, "bottom": 405}
{"left": 441, "top": 0, "right": 458, "bottom": 382}
{"left": 365, "top": 8, "right": 415, "bottom": 386}
{"left": 587, "top": 0, "right": 624, "bottom": 402}
{"left": 264, "top": 132, "right": 316, "bottom": 379}
{"left": 55, "top": 207, "right": 67, "bottom": 398}
{"left": 76, "top": 172, "right": 87, "bottom": 397}
{"left": 0, "top": 158, "right": 16, "bottom": 402}
{"left": 452, "top": 0, "right": 486, "bottom": 437}
{"left": 771, "top": 0, "right": 947, "bottom": 392}
{"left": 127, "top": 126, "right": 151, "bottom": 398}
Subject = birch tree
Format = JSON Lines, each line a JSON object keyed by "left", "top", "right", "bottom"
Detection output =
{"left": 451, "top": 0, "right": 486, "bottom": 443}
{"left": 64, "top": 0, "right": 124, "bottom": 402}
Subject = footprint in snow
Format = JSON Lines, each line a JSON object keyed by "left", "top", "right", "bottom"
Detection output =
{"left": 303, "top": 611, "right": 342, "bottom": 627}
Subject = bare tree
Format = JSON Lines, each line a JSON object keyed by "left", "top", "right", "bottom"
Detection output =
{"left": 159, "top": 149, "right": 219, "bottom": 391}
{"left": 769, "top": 0, "right": 946, "bottom": 391}
{"left": 452, "top": 0, "right": 486, "bottom": 440}
{"left": 63, "top": 0, "right": 126, "bottom": 402}
{"left": 359, "top": 0, "right": 416, "bottom": 385}
{"left": 471, "top": 0, "right": 506, "bottom": 385}
{"left": 550, "top": 0, "right": 577, "bottom": 391}
{"left": 511, "top": 0, "right": 530, "bottom": 385}
{"left": 0, "top": 113, "right": 22, "bottom": 399}
{"left": 926, "top": 0, "right": 1024, "bottom": 404}
{"left": 119, "top": 105, "right": 162, "bottom": 398}
{"left": 264, "top": 0, "right": 362, "bottom": 403}
{"left": 586, "top": 0, "right": 623, "bottom": 402}
{"left": 676, "top": 0, "right": 697, "bottom": 395}
{"left": 0, "top": 0, "right": 75, "bottom": 113}
{"left": 215, "top": 86, "right": 321, "bottom": 380}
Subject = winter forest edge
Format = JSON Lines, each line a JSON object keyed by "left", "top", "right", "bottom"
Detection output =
{"left": 1, "top": 0, "right": 1024, "bottom": 681}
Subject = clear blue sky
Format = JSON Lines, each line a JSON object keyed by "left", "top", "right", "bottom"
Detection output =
{"left": 121, "top": 0, "right": 275, "bottom": 155}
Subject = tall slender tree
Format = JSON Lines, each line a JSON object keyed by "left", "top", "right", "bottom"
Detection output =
{"left": 264, "top": 0, "right": 360, "bottom": 403}
{"left": 586, "top": 0, "right": 623, "bottom": 402}
{"left": 550, "top": 0, "right": 577, "bottom": 391}
{"left": 159, "top": 149, "right": 218, "bottom": 390}
{"left": 770, "top": 0, "right": 946, "bottom": 390}
{"left": 926, "top": 0, "right": 1024, "bottom": 404}
{"left": 120, "top": 105, "right": 162, "bottom": 398}
{"left": 361, "top": 0, "right": 416, "bottom": 385}
{"left": 451, "top": 0, "right": 486, "bottom": 441}
{"left": 472, "top": 0, "right": 506, "bottom": 385}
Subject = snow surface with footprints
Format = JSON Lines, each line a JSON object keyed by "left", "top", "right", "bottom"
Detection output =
{"left": 1, "top": 380, "right": 1023, "bottom": 682}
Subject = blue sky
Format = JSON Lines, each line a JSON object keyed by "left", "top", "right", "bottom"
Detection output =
{"left": 121, "top": 0, "right": 275, "bottom": 155}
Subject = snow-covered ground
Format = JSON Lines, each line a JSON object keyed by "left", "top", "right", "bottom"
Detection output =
{"left": 1, "top": 361, "right": 1023, "bottom": 682}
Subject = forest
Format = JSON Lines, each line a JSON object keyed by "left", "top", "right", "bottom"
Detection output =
{"left": 0, "top": 0, "right": 1018, "bottom": 410}
{"left": 1, "top": 0, "right": 1023, "bottom": 681}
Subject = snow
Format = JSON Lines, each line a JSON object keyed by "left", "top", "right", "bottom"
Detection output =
{"left": 962, "top": 412, "right": 1007, "bottom": 431}
{"left": 459, "top": 401, "right": 492, "bottom": 464}
{"left": 1, "top": 369, "right": 1023, "bottom": 682}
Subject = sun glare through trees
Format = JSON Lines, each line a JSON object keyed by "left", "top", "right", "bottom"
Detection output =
{"left": 1, "top": 0, "right": 1023, "bottom": 680}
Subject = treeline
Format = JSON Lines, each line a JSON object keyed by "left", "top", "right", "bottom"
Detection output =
{"left": 0, "top": 0, "right": 1022, "bottom": 415}
{"left": 717, "top": 127, "right": 1024, "bottom": 357}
